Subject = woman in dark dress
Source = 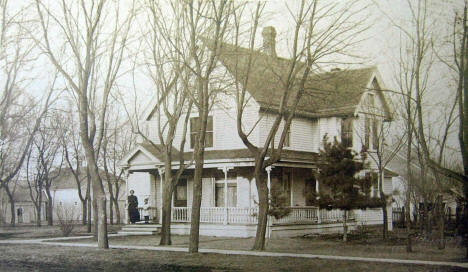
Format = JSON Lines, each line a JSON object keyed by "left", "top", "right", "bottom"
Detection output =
{"left": 128, "top": 190, "right": 140, "bottom": 223}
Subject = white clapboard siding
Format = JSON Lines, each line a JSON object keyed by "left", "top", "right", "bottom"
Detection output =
{"left": 291, "top": 117, "right": 320, "bottom": 152}
{"left": 259, "top": 113, "right": 320, "bottom": 152}
{"left": 237, "top": 176, "right": 250, "bottom": 208}
{"left": 318, "top": 117, "right": 339, "bottom": 144}
{"left": 201, "top": 177, "right": 214, "bottom": 207}
{"left": 383, "top": 177, "right": 393, "bottom": 195}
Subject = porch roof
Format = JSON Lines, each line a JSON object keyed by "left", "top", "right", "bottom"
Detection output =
{"left": 123, "top": 142, "right": 319, "bottom": 169}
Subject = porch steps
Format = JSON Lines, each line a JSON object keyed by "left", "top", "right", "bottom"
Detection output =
{"left": 118, "top": 224, "right": 161, "bottom": 235}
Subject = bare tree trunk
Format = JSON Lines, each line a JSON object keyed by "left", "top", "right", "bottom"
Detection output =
{"left": 93, "top": 195, "right": 98, "bottom": 240}
{"left": 82, "top": 199, "right": 87, "bottom": 225}
{"left": 405, "top": 196, "right": 413, "bottom": 252}
{"left": 380, "top": 179, "right": 388, "bottom": 240}
{"left": 97, "top": 196, "right": 109, "bottom": 248}
{"left": 160, "top": 184, "right": 173, "bottom": 245}
{"left": 87, "top": 197, "right": 92, "bottom": 233}
{"left": 36, "top": 203, "right": 42, "bottom": 227}
{"left": 252, "top": 167, "right": 268, "bottom": 251}
{"left": 189, "top": 151, "right": 204, "bottom": 253}
{"left": 4, "top": 187, "right": 15, "bottom": 226}
{"left": 437, "top": 197, "right": 446, "bottom": 250}
{"left": 113, "top": 198, "right": 120, "bottom": 225}
{"left": 343, "top": 210, "right": 348, "bottom": 242}
{"left": 382, "top": 200, "right": 388, "bottom": 240}
{"left": 46, "top": 188, "right": 53, "bottom": 226}
{"left": 9, "top": 201, "right": 15, "bottom": 226}
{"left": 109, "top": 196, "right": 114, "bottom": 225}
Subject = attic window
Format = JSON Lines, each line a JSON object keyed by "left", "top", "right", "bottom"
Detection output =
{"left": 341, "top": 118, "right": 353, "bottom": 148}
{"left": 190, "top": 116, "right": 213, "bottom": 149}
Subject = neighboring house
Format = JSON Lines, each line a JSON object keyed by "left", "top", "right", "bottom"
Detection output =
{"left": 0, "top": 185, "right": 47, "bottom": 224}
{"left": 386, "top": 148, "right": 460, "bottom": 221}
{"left": 121, "top": 27, "right": 395, "bottom": 237}
{"left": 52, "top": 168, "right": 126, "bottom": 223}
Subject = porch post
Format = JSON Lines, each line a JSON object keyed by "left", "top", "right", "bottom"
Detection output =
{"left": 124, "top": 169, "right": 130, "bottom": 224}
{"left": 316, "top": 178, "right": 321, "bottom": 224}
{"left": 266, "top": 166, "right": 272, "bottom": 199}
{"left": 219, "top": 166, "right": 233, "bottom": 225}
{"left": 157, "top": 167, "right": 165, "bottom": 224}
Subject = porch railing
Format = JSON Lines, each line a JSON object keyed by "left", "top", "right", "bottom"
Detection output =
{"left": 271, "top": 206, "right": 319, "bottom": 225}
{"left": 172, "top": 207, "right": 258, "bottom": 224}
{"left": 170, "top": 206, "right": 354, "bottom": 225}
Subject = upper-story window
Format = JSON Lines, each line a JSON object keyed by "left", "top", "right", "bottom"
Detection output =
{"left": 190, "top": 116, "right": 213, "bottom": 149}
{"left": 341, "top": 118, "right": 353, "bottom": 148}
{"left": 364, "top": 116, "right": 370, "bottom": 149}
{"left": 364, "top": 116, "right": 379, "bottom": 150}
{"left": 372, "top": 119, "right": 379, "bottom": 150}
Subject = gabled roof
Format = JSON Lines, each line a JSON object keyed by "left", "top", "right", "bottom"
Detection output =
{"left": 121, "top": 142, "right": 180, "bottom": 166}
{"left": 216, "top": 41, "right": 388, "bottom": 118}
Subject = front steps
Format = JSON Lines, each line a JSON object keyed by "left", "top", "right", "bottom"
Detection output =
{"left": 118, "top": 223, "right": 161, "bottom": 235}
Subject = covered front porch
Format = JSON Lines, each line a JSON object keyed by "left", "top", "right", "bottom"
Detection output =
{"left": 121, "top": 146, "right": 388, "bottom": 237}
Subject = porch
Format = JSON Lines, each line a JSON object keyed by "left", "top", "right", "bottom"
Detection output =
{"left": 126, "top": 206, "right": 357, "bottom": 238}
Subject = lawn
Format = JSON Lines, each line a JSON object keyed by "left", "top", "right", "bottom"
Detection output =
{"left": 0, "top": 243, "right": 464, "bottom": 272}
{"left": 0, "top": 224, "right": 122, "bottom": 239}
{"left": 57, "top": 227, "right": 466, "bottom": 263}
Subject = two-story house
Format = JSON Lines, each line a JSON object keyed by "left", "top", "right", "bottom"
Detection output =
{"left": 120, "top": 27, "right": 394, "bottom": 237}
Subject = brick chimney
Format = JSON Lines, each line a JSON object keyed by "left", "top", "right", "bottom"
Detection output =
{"left": 262, "top": 26, "right": 277, "bottom": 57}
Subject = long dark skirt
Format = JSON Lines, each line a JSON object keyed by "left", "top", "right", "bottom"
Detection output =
{"left": 129, "top": 207, "right": 140, "bottom": 223}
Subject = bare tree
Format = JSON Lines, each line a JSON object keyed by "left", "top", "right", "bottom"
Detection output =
{"left": 33, "top": 0, "right": 136, "bottom": 248}
{"left": 61, "top": 107, "right": 91, "bottom": 229}
{"left": 101, "top": 102, "right": 136, "bottom": 225}
{"left": 0, "top": 0, "right": 54, "bottom": 226}
{"left": 231, "top": 0, "right": 369, "bottom": 250}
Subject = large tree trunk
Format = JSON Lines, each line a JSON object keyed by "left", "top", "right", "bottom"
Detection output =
{"left": 160, "top": 185, "right": 173, "bottom": 245}
{"left": 36, "top": 203, "right": 42, "bottom": 227}
{"left": 343, "top": 210, "right": 348, "bottom": 242}
{"left": 9, "top": 200, "right": 15, "bottom": 226}
{"left": 87, "top": 198, "right": 92, "bottom": 233}
{"left": 252, "top": 166, "right": 268, "bottom": 251}
{"left": 82, "top": 199, "right": 87, "bottom": 225}
{"left": 382, "top": 201, "right": 388, "bottom": 239}
{"left": 4, "top": 187, "right": 15, "bottom": 226}
{"left": 93, "top": 195, "right": 98, "bottom": 240}
{"left": 97, "top": 195, "right": 109, "bottom": 248}
{"left": 113, "top": 197, "right": 121, "bottom": 225}
{"left": 189, "top": 151, "right": 204, "bottom": 253}
{"left": 109, "top": 196, "right": 114, "bottom": 225}
{"left": 405, "top": 197, "right": 413, "bottom": 252}
{"left": 436, "top": 197, "right": 446, "bottom": 250}
{"left": 46, "top": 189, "right": 53, "bottom": 226}
{"left": 380, "top": 182, "right": 388, "bottom": 240}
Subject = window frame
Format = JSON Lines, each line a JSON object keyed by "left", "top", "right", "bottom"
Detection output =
{"left": 341, "top": 117, "right": 353, "bottom": 148}
{"left": 190, "top": 116, "right": 213, "bottom": 149}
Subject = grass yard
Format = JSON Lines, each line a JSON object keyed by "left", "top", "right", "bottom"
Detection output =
{"left": 57, "top": 228, "right": 466, "bottom": 263}
{"left": 0, "top": 243, "right": 464, "bottom": 272}
{"left": 0, "top": 224, "right": 122, "bottom": 239}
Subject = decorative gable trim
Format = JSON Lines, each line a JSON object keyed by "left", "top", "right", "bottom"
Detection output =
{"left": 120, "top": 144, "right": 161, "bottom": 167}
